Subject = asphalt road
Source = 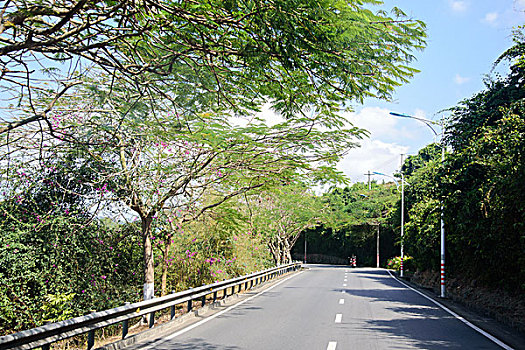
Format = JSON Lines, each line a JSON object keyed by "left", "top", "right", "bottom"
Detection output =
{"left": 130, "top": 265, "right": 512, "bottom": 350}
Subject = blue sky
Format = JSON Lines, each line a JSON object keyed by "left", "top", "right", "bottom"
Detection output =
{"left": 338, "top": 0, "right": 525, "bottom": 184}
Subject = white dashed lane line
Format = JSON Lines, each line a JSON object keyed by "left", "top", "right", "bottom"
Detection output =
{"left": 332, "top": 273, "right": 347, "bottom": 350}
{"left": 327, "top": 341, "right": 337, "bottom": 350}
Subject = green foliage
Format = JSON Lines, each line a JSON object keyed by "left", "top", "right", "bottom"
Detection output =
{"left": 386, "top": 255, "right": 414, "bottom": 271}
{"left": 157, "top": 216, "right": 272, "bottom": 292}
{"left": 0, "top": 0, "right": 429, "bottom": 335}
{"left": 250, "top": 183, "right": 326, "bottom": 264}
{"left": 0, "top": 160, "right": 143, "bottom": 334}
{"left": 293, "top": 181, "right": 400, "bottom": 266}
{"left": 400, "top": 30, "right": 525, "bottom": 292}
{"left": 41, "top": 293, "right": 76, "bottom": 323}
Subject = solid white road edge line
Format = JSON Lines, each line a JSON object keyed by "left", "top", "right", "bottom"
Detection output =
{"left": 139, "top": 271, "right": 305, "bottom": 350}
{"left": 327, "top": 341, "right": 337, "bottom": 350}
{"left": 386, "top": 270, "right": 513, "bottom": 350}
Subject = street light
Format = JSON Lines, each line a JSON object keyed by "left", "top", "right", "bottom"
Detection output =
{"left": 389, "top": 111, "right": 446, "bottom": 298}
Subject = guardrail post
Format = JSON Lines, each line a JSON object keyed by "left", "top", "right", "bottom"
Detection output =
{"left": 42, "top": 344, "right": 50, "bottom": 350}
{"left": 171, "top": 291, "right": 176, "bottom": 320}
{"left": 122, "top": 302, "right": 130, "bottom": 339}
{"left": 87, "top": 310, "right": 96, "bottom": 350}
{"left": 213, "top": 290, "right": 217, "bottom": 302}
{"left": 201, "top": 294, "right": 206, "bottom": 307}
{"left": 187, "top": 299, "right": 193, "bottom": 312}
{"left": 149, "top": 310, "right": 155, "bottom": 328}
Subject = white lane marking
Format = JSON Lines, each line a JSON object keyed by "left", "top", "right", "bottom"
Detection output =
{"left": 344, "top": 279, "right": 347, "bottom": 282}
{"left": 139, "top": 271, "right": 304, "bottom": 350}
{"left": 327, "top": 341, "right": 337, "bottom": 350}
{"left": 335, "top": 313, "right": 342, "bottom": 323}
{"left": 343, "top": 283, "right": 347, "bottom": 287}
{"left": 386, "top": 270, "right": 514, "bottom": 350}
{"left": 339, "top": 298, "right": 345, "bottom": 305}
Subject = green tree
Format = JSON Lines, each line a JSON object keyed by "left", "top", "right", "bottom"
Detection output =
{"left": 249, "top": 183, "right": 326, "bottom": 264}
{"left": 1, "top": 0, "right": 425, "bottom": 135}
{"left": 399, "top": 29, "right": 525, "bottom": 291}
{"left": 295, "top": 181, "right": 399, "bottom": 266}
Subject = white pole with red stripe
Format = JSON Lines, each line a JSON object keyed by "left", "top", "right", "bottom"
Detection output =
{"left": 440, "top": 145, "right": 446, "bottom": 298}
{"left": 400, "top": 154, "right": 405, "bottom": 278}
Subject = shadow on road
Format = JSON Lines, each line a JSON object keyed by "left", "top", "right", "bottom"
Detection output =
{"left": 335, "top": 269, "right": 501, "bottom": 349}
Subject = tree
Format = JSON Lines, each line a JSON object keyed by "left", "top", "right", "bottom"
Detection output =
{"left": 441, "top": 32, "right": 525, "bottom": 288}
{"left": 400, "top": 29, "right": 525, "bottom": 291}
{"left": 1, "top": 0, "right": 426, "bottom": 135}
{"left": 10, "top": 73, "right": 362, "bottom": 300}
{"left": 2, "top": 0, "right": 427, "bottom": 301}
{"left": 400, "top": 145, "right": 442, "bottom": 271}
{"left": 292, "top": 182, "right": 399, "bottom": 266}
{"left": 249, "top": 183, "right": 325, "bottom": 264}
{"left": 0, "top": 154, "right": 142, "bottom": 334}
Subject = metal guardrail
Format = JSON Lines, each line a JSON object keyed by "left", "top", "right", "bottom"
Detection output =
{"left": 0, "top": 263, "right": 301, "bottom": 350}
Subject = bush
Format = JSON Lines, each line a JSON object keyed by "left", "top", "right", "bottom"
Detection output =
{"left": 386, "top": 255, "right": 414, "bottom": 271}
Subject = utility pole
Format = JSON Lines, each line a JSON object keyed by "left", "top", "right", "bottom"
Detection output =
{"left": 304, "top": 231, "right": 307, "bottom": 264}
{"left": 365, "top": 171, "right": 372, "bottom": 190}
{"left": 376, "top": 224, "right": 380, "bottom": 268}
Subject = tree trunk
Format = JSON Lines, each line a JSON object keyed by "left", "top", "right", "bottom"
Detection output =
{"left": 142, "top": 215, "right": 155, "bottom": 301}
{"left": 284, "top": 239, "right": 292, "bottom": 263}
{"left": 161, "top": 244, "right": 169, "bottom": 296}
{"left": 160, "top": 231, "right": 174, "bottom": 296}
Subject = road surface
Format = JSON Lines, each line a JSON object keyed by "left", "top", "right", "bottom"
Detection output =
{"left": 128, "top": 265, "right": 512, "bottom": 350}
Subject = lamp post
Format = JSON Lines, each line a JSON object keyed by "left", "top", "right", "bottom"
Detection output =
{"left": 389, "top": 112, "right": 446, "bottom": 298}
{"left": 400, "top": 154, "right": 405, "bottom": 278}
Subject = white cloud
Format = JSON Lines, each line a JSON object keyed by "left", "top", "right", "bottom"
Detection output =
{"left": 515, "top": 0, "right": 525, "bottom": 10}
{"left": 450, "top": 0, "right": 468, "bottom": 13}
{"left": 235, "top": 105, "right": 425, "bottom": 185}
{"left": 337, "top": 107, "right": 417, "bottom": 183}
{"left": 483, "top": 12, "right": 499, "bottom": 25}
{"left": 454, "top": 73, "right": 471, "bottom": 85}
{"left": 338, "top": 139, "right": 408, "bottom": 184}
{"left": 342, "top": 107, "right": 399, "bottom": 138}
